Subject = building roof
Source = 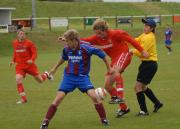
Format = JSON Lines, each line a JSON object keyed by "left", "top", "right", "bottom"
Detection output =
{"left": 0, "top": 7, "right": 16, "bottom": 10}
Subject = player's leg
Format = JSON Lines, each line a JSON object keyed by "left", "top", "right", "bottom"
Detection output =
{"left": 27, "top": 64, "right": 52, "bottom": 83}
{"left": 112, "top": 52, "right": 131, "bottom": 117}
{"left": 165, "top": 41, "right": 172, "bottom": 54}
{"left": 112, "top": 70, "right": 130, "bottom": 117}
{"left": 111, "top": 52, "right": 131, "bottom": 103}
{"left": 78, "top": 76, "right": 109, "bottom": 126}
{"left": 135, "top": 62, "right": 148, "bottom": 115}
{"left": 15, "top": 64, "right": 27, "bottom": 104}
{"left": 87, "top": 89, "right": 109, "bottom": 126}
{"left": 35, "top": 71, "right": 54, "bottom": 82}
{"left": 40, "top": 74, "right": 74, "bottom": 129}
{"left": 104, "top": 73, "right": 117, "bottom": 100}
{"left": 135, "top": 81, "right": 149, "bottom": 116}
{"left": 16, "top": 74, "right": 27, "bottom": 104}
{"left": 141, "top": 62, "right": 163, "bottom": 113}
{"left": 143, "top": 87, "right": 163, "bottom": 112}
{"left": 40, "top": 91, "right": 66, "bottom": 129}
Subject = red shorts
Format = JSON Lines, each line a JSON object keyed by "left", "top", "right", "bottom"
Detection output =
{"left": 15, "top": 63, "right": 39, "bottom": 77}
{"left": 111, "top": 51, "right": 132, "bottom": 71}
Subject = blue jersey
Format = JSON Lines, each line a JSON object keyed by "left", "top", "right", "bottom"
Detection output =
{"left": 61, "top": 41, "right": 105, "bottom": 76}
{"left": 165, "top": 29, "right": 172, "bottom": 41}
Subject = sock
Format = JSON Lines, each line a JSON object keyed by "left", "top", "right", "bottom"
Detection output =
{"left": 169, "top": 47, "right": 172, "bottom": 52}
{"left": 41, "top": 73, "right": 48, "bottom": 81}
{"left": 119, "top": 103, "right": 128, "bottom": 110}
{"left": 166, "top": 46, "right": 172, "bottom": 52}
{"left": 114, "top": 75, "right": 124, "bottom": 99}
{"left": 109, "top": 88, "right": 117, "bottom": 97}
{"left": 136, "top": 91, "right": 148, "bottom": 112}
{"left": 144, "top": 88, "right": 160, "bottom": 105}
{"left": 17, "top": 83, "right": 27, "bottom": 102}
{"left": 94, "top": 103, "right": 107, "bottom": 121}
{"left": 44, "top": 104, "right": 57, "bottom": 123}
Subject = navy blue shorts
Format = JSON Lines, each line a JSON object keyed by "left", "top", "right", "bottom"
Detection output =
{"left": 165, "top": 40, "right": 172, "bottom": 45}
{"left": 58, "top": 74, "right": 94, "bottom": 93}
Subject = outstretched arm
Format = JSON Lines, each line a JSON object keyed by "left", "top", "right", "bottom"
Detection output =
{"left": 102, "top": 56, "right": 112, "bottom": 74}
{"left": 49, "top": 58, "right": 65, "bottom": 75}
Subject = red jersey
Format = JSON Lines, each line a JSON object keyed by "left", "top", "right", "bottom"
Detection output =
{"left": 12, "top": 39, "right": 37, "bottom": 64}
{"left": 81, "top": 29, "right": 144, "bottom": 59}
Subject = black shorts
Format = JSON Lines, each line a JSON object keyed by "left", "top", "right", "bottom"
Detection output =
{"left": 136, "top": 61, "right": 158, "bottom": 85}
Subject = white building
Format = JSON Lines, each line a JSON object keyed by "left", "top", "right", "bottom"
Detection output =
{"left": 0, "top": 7, "right": 16, "bottom": 25}
{"left": 0, "top": 7, "right": 16, "bottom": 33}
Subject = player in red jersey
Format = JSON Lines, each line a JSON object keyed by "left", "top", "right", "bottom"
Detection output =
{"left": 81, "top": 19, "right": 149, "bottom": 117}
{"left": 10, "top": 30, "right": 52, "bottom": 104}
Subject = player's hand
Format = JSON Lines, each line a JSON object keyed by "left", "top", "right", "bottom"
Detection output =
{"left": 57, "top": 36, "right": 67, "bottom": 46}
{"left": 141, "top": 50, "right": 149, "bottom": 58}
{"left": 129, "top": 49, "right": 134, "bottom": 54}
{"left": 27, "top": 60, "right": 33, "bottom": 64}
{"left": 9, "top": 61, "right": 15, "bottom": 67}
{"left": 107, "top": 68, "right": 114, "bottom": 75}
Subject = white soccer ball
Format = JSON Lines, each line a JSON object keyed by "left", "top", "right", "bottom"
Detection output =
{"left": 95, "top": 87, "right": 107, "bottom": 101}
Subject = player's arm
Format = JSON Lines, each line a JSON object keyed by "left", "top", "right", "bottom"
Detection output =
{"left": 130, "top": 37, "right": 144, "bottom": 57}
{"left": 102, "top": 56, "right": 112, "bottom": 74}
{"left": 88, "top": 45, "right": 111, "bottom": 73}
{"left": 49, "top": 58, "right": 65, "bottom": 75}
{"left": 117, "top": 32, "right": 149, "bottom": 58}
{"left": 27, "top": 42, "right": 37, "bottom": 64}
{"left": 81, "top": 36, "right": 102, "bottom": 49}
{"left": 49, "top": 48, "right": 67, "bottom": 75}
{"left": 131, "top": 37, "right": 153, "bottom": 58}
{"left": 10, "top": 43, "right": 16, "bottom": 67}
{"left": 80, "top": 36, "right": 96, "bottom": 44}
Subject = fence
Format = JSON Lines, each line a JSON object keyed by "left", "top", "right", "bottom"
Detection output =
{"left": 11, "top": 14, "right": 180, "bottom": 31}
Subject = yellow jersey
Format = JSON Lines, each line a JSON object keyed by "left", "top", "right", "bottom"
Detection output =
{"left": 132, "top": 32, "right": 158, "bottom": 61}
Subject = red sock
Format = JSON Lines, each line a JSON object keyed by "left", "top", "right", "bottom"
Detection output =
{"left": 115, "top": 75, "right": 128, "bottom": 110}
{"left": 109, "top": 88, "right": 117, "bottom": 97}
{"left": 114, "top": 75, "right": 124, "bottom": 99}
{"left": 94, "top": 103, "right": 107, "bottom": 121}
{"left": 41, "top": 73, "right": 48, "bottom": 81}
{"left": 44, "top": 104, "right": 57, "bottom": 122}
{"left": 119, "top": 103, "right": 128, "bottom": 110}
{"left": 17, "top": 83, "right": 27, "bottom": 101}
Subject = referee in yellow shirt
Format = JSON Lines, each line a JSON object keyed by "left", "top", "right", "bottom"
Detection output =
{"left": 131, "top": 18, "right": 163, "bottom": 116}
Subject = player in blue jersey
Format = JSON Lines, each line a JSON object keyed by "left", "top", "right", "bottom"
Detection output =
{"left": 164, "top": 24, "right": 173, "bottom": 55}
{"left": 40, "top": 29, "right": 111, "bottom": 129}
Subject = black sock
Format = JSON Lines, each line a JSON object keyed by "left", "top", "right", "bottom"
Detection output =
{"left": 144, "top": 88, "right": 160, "bottom": 105}
{"left": 136, "top": 91, "right": 148, "bottom": 112}
{"left": 168, "top": 47, "right": 172, "bottom": 52}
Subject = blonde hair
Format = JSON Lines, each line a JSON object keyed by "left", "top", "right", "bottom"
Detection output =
{"left": 92, "top": 19, "right": 109, "bottom": 31}
{"left": 63, "top": 29, "right": 79, "bottom": 41}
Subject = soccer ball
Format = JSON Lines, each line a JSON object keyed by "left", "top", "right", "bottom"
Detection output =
{"left": 95, "top": 87, "right": 107, "bottom": 101}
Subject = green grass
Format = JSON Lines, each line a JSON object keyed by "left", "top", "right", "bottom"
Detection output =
{"left": 0, "top": 41, "right": 180, "bottom": 129}
{"left": 0, "top": 0, "right": 180, "bottom": 18}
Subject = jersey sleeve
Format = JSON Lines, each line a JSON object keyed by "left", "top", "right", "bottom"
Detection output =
{"left": 85, "top": 44, "right": 106, "bottom": 59}
{"left": 29, "top": 42, "right": 37, "bottom": 61}
{"left": 80, "top": 35, "right": 97, "bottom": 45}
{"left": 12, "top": 41, "right": 16, "bottom": 62}
{"left": 133, "top": 34, "right": 155, "bottom": 57}
{"left": 115, "top": 31, "right": 144, "bottom": 52}
{"left": 61, "top": 48, "right": 68, "bottom": 60}
{"left": 132, "top": 37, "right": 144, "bottom": 57}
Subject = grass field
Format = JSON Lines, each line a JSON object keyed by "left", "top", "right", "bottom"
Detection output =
{"left": 0, "top": 1, "right": 180, "bottom": 129}
{"left": 1, "top": 40, "right": 180, "bottom": 129}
